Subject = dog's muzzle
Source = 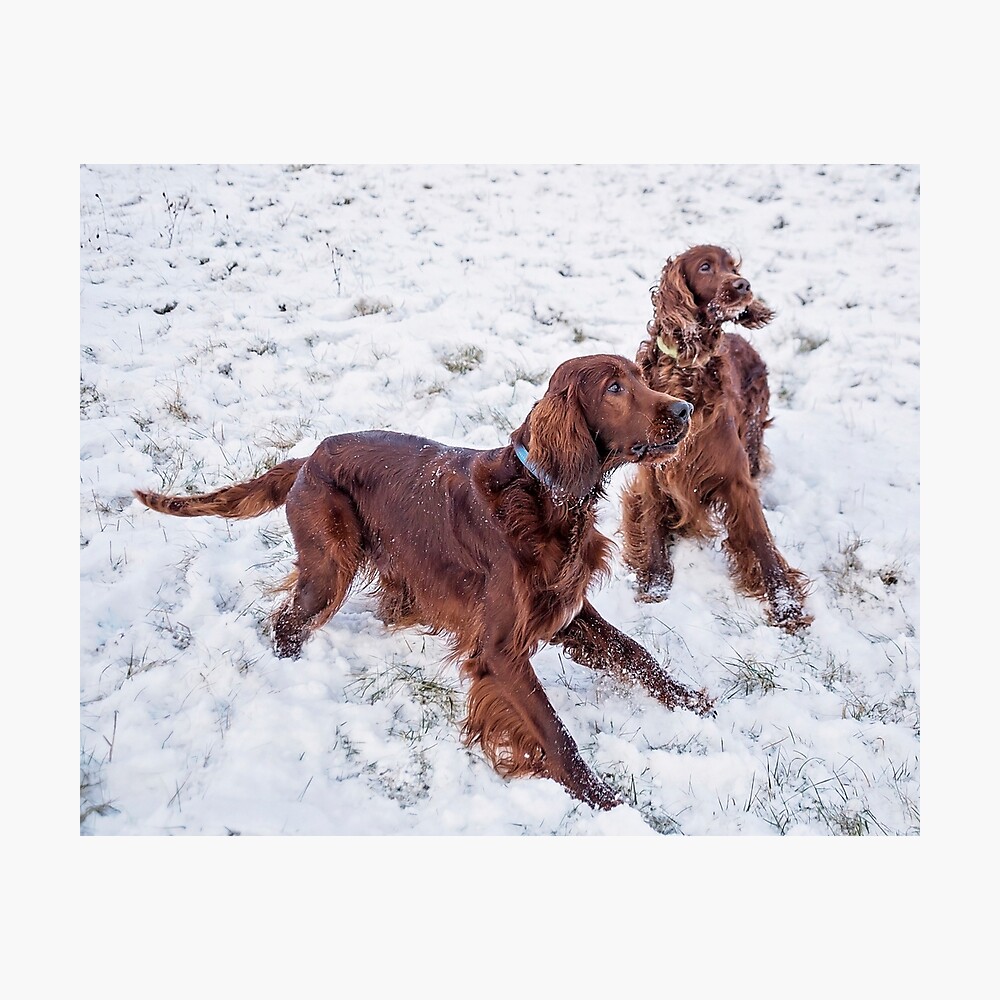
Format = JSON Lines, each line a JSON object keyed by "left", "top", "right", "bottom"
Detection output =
{"left": 632, "top": 401, "right": 692, "bottom": 459}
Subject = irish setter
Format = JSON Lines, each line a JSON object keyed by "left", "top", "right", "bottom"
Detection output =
{"left": 135, "top": 355, "right": 713, "bottom": 810}
{"left": 620, "top": 246, "right": 812, "bottom": 633}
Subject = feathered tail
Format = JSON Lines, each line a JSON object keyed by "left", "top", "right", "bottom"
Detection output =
{"left": 134, "top": 458, "right": 306, "bottom": 519}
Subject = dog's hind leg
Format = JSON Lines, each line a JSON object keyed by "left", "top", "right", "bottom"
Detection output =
{"left": 460, "top": 627, "right": 622, "bottom": 811}
{"left": 270, "top": 468, "right": 365, "bottom": 658}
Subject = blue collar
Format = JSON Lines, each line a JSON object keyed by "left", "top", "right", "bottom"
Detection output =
{"left": 513, "top": 440, "right": 558, "bottom": 489}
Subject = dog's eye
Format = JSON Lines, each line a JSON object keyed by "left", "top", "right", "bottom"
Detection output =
{"left": 699, "top": 261, "right": 712, "bottom": 272}
{"left": 606, "top": 381, "right": 623, "bottom": 394}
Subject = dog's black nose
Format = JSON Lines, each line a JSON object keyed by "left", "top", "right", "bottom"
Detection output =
{"left": 733, "top": 277, "right": 750, "bottom": 295}
{"left": 670, "top": 400, "right": 693, "bottom": 421}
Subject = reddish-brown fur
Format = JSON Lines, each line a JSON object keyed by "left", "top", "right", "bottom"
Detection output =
{"left": 135, "top": 355, "right": 713, "bottom": 810}
{"left": 621, "top": 246, "right": 811, "bottom": 632}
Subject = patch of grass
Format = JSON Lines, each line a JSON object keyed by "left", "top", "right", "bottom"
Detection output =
{"left": 374, "top": 751, "right": 433, "bottom": 807}
{"left": 793, "top": 328, "right": 830, "bottom": 353}
{"left": 80, "top": 378, "right": 105, "bottom": 416}
{"left": 822, "top": 532, "right": 867, "bottom": 599}
{"left": 745, "top": 741, "right": 891, "bottom": 835}
{"left": 347, "top": 657, "right": 462, "bottom": 734}
{"left": 182, "top": 334, "right": 228, "bottom": 363}
{"left": 161, "top": 191, "right": 190, "bottom": 248}
{"left": 711, "top": 604, "right": 772, "bottom": 637}
{"left": 137, "top": 438, "right": 207, "bottom": 494}
{"left": 163, "top": 385, "right": 192, "bottom": 423}
{"left": 888, "top": 757, "right": 920, "bottom": 827}
{"left": 353, "top": 296, "right": 393, "bottom": 317}
{"left": 255, "top": 417, "right": 312, "bottom": 451}
{"left": 819, "top": 651, "right": 852, "bottom": 690}
{"left": 247, "top": 337, "right": 278, "bottom": 356}
{"left": 440, "top": 344, "right": 484, "bottom": 374}
{"left": 333, "top": 723, "right": 362, "bottom": 761}
{"left": 341, "top": 657, "right": 463, "bottom": 807}
{"left": 80, "top": 758, "right": 118, "bottom": 829}
{"left": 241, "top": 450, "right": 289, "bottom": 480}
{"left": 471, "top": 404, "right": 514, "bottom": 434}
{"left": 841, "top": 682, "right": 919, "bottom": 728}
{"left": 718, "top": 652, "right": 781, "bottom": 698}
{"left": 531, "top": 303, "right": 566, "bottom": 327}
{"left": 775, "top": 382, "right": 795, "bottom": 404}
{"left": 507, "top": 365, "right": 548, "bottom": 386}
{"left": 257, "top": 523, "right": 291, "bottom": 551}
{"left": 878, "top": 562, "right": 904, "bottom": 587}
{"left": 413, "top": 379, "right": 447, "bottom": 399}
{"left": 822, "top": 532, "right": 907, "bottom": 606}
{"left": 841, "top": 685, "right": 890, "bottom": 722}
{"left": 146, "top": 609, "right": 193, "bottom": 651}
{"left": 602, "top": 763, "right": 683, "bottom": 834}
{"left": 121, "top": 644, "right": 171, "bottom": 680}
{"left": 91, "top": 491, "right": 134, "bottom": 534}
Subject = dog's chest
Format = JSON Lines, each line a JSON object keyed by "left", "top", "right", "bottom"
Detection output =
{"left": 651, "top": 359, "right": 711, "bottom": 396}
{"left": 651, "top": 360, "right": 729, "bottom": 432}
{"left": 529, "top": 514, "right": 601, "bottom": 631}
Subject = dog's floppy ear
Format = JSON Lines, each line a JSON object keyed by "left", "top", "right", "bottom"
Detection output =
{"left": 735, "top": 297, "right": 774, "bottom": 329}
{"left": 525, "top": 384, "right": 601, "bottom": 498}
{"left": 652, "top": 256, "right": 699, "bottom": 335}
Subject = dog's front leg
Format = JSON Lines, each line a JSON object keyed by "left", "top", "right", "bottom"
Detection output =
{"left": 556, "top": 601, "right": 714, "bottom": 715}
{"left": 621, "top": 473, "right": 677, "bottom": 601}
{"left": 717, "top": 475, "right": 812, "bottom": 633}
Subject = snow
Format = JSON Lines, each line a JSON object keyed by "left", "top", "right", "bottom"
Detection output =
{"left": 0, "top": 0, "right": 983, "bottom": 987}
{"left": 80, "top": 163, "right": 920, "bottom": 837}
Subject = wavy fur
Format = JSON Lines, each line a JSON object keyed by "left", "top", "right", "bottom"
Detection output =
{"left": 622, "top": 246, "right": 811, "bottom": 633}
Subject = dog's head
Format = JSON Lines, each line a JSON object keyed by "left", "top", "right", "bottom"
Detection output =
{"left": 649, "top": 245, "right": 774, "bottom": 363}
{"left": 512, "top": 354, "right": 693, "bottom": 498}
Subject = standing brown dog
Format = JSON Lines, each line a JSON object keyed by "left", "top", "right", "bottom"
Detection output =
{"left": 135, "top": 355, "right": 713, "bottom": 810}
{"left": 620, "top": 246, "right": 811, "bottom": 633}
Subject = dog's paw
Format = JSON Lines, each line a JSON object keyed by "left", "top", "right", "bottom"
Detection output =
{"left": 686, "top": 687, "right": 716, "bottom": 718}
{"left": 658, "top": 676, "right": 715, "bottom": 717}
{"left": 632, "top": 576, "right": 673, "bottom": 604}
{"left": 774, "top": 611, "right": 813, "bottom": 635}
{"left": 766, "top": 586, "right": 813, "bottom": 634}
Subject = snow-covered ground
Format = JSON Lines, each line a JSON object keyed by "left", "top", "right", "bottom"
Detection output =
{"left": 80, "top": 163, "right": 919, "bottom": 835}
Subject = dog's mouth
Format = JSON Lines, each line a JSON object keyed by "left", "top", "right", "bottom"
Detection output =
{"left": 631, "top": 430, "right": 688, "bottom": 462}
{"left": 732, "top": 304, "right": 759, "bottom": 324}
{"left": 708, "top": 296, "right": 753, "bottom": 323}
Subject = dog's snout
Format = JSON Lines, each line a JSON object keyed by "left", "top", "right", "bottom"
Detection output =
{"left": 670, "top": 400, "right": 693, "bottom": 422}
{"left": 733, "top": 277, "right": 750, "bottom": 295}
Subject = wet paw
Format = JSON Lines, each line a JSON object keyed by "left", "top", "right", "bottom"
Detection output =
{"left": 658, "top": 675, "right": 715, "bottom": 717}
{"left": 774, "top": 611, "right": 813, "bottom": 635}
{"left": 633, "top": 576, "right": 673, "bottom": 604}
{"left": 766, "top": 582, "right": 812, "bottom": 634}
{"left": 684, "top": 686, "right": 716, "bottom": 717}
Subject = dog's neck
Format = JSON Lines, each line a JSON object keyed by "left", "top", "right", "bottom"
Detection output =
{"left": 513, "top": 440, "right": 558, "bottom": 489}
{"left": 511, "top": 440, "right": 603, "bottom": 508}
